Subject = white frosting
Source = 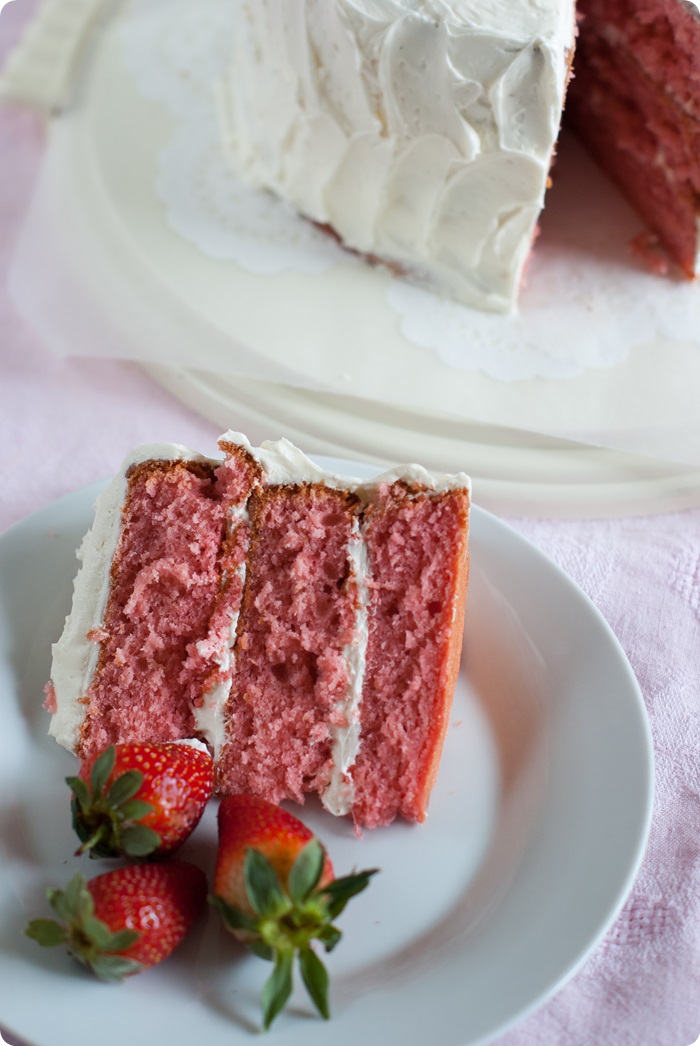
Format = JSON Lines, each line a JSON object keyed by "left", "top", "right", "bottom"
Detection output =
{"left": 220, "top": 0, "right": 575, "bottom": 312}
{"left": 173, "top": 737, "right": 211, "bottom": 754}
{"left": 219, "top": 429, "right": 358, "bottom": 488}
{"left": 244, "top": 435, "right": 344, "bottom": 486}
{"left": 362, "top": 461, "right": 471, "bottom": 496}
{"left": 322, "top": 519, "right": 371, "bottom": 816}
{"left": 219, "top": 430, "right": 471, "bottom": 497}
{"left": 193, "top": 499, "right": 251, "bottom": 757}
{"left": 49, "top": 443, "right": 216, "bottom": 752}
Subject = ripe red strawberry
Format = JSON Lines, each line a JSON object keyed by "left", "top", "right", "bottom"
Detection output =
{"left": 211, "top": 794, "right": 378, "bottom": 1030}
{"left": 25, "top": 860, "right": 207, "bottom": 981}
{"left": 68, "top": 741, "right": 214, "bottom": 859}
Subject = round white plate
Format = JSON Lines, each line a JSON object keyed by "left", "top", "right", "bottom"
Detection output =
{"left": 0, "top": 461, "right": 653, "bottom": 1046}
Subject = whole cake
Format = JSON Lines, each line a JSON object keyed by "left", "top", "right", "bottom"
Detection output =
{"left": 47, "top": 434, "right": 470, "bottom": 829}
{"left": 219, "top": 0, "right": 577, "bottom": 314}
{"left": 219, "top": 0, "right": 700, "bottom": 306}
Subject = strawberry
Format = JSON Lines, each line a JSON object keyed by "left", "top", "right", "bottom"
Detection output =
{"left": 67, "top": 741, "right": 214, "bottom": 859}
{"left": 210, "top": 794, "right": 378, "bottom": 1030}
{"left": 25, "top": 860, "right": 207, "bottom": 981}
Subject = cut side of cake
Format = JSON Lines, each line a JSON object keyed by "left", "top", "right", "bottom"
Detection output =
{"left": 219, "top": 1, "right": 577, "bottom": 314}
{"left": 48, "top": 435, "right": 470, "bottom": 829}
{"left": 568, "top": 0, "right": 700, "bottom": 279}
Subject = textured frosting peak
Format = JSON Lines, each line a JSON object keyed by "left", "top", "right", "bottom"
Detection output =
{"left": 221, "top": 0, "right": 575, "bottom": 312}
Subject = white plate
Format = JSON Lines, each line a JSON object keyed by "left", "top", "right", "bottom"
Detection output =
{"left": 0, "top": 460, "right": 653, "bottom": 1046}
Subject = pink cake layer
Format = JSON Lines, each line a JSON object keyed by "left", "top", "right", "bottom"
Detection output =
{"left": 78, "top": 454, "right": 260, "bottom": 759}
{"left": 569, "top": 0, "right": 700, "bottom": 276}
{"left": 350, "top": 483, "right": 470, "bottom": 828}
{"left": 215, "top": 484, "right": 362, "bottom": 804}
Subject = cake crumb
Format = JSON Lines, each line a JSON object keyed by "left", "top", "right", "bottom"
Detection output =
{"left": 42, "top": 681, "right": 57, "bottom": 714}
{"left": 629, "top": 232, "right": 671, "bottom": 277}
{"left": 86, "top": 627, "right": 109, "bottom": 643}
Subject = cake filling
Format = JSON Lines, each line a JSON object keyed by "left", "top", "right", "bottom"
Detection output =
{"left": 192, "top": 499, "right": 256, "bottom": 754}
{"left": 322, "top": 517, "right": 371, "bottom": 817}
{"left": 186, "top": 448, "right": 264, "bottom": 732}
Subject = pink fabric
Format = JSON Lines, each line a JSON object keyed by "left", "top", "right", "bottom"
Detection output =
{"left": 499, "top": 515, "right": 700, "bottom": 1046}
{"left": 1, "top": 4, "right": 699, "bottom": 1045}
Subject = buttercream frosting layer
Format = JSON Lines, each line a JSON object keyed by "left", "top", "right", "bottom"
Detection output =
{"left": 220, "top": 0, "right": 575, "bottom": 312}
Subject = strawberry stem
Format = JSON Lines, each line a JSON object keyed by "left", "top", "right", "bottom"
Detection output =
{"left": 212, "top": 840, "right": 379, "bottom": 1030}
{"left": 261, "top": 949, "right": 294, "bottom": 1031}
{"left": 299, "top": 945, "right": 330, "bottom": 1020}
{"left": 75, "top": 822, "right": 109, "bottom": 857}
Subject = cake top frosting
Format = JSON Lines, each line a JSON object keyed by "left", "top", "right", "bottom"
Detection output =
{"left": 219, "top": 430, "right": 471, "bottom": 493}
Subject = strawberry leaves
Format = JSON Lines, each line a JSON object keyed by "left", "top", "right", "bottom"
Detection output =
{"left": 26, "top": 862, "right": 208, "bottom": 982}
{"left": 211, "top": 838, "right": 378, "bottom": 1030}
{"left": 322, "top": 869, "right": 378, "bottom": 920}
{"left": 25, "top": 873, "right": 143, "bottom": 982}
{"left": 298, "top": 945, "right": 330, "bottom": 1020}
{"left": 288, "top": 837, "right": 325, "bottom": 903}
{"left": 24, "top": 918, "right": 68, "bottom": 947}
{"left": 245, "top": 849, "right": 292, "bottom": 919}
{"left": 67, "top": 746, "right": 160, "bottom": 859}
{"left": 262, "top": 949, "right": 294, "bottom": 1030}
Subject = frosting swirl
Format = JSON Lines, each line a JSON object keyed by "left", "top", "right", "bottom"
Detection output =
{"left": 220, "top": 0, "right": 575, "bottom": 312}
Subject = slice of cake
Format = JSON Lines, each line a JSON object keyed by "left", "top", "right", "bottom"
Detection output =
{"left": 568, "top": 0, "right": 700, "bottom": 279}
{"left": 47, "top": 434, "right": 470, "bottom": 829}
{"left": 219, "top": 1, "right": 577, "bottom": 314}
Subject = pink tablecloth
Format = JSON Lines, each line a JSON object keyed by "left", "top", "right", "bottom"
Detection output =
{"left": 1, "top": 5, "right": 699, "bottom": 1046}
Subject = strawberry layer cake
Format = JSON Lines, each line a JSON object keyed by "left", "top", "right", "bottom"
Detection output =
{"left": 219, "top": 1, "right": 577, "bottom": 314}
{"left": 219, "top": 0, "right": 700, "bottom": 305}
{"left": 47, "top": 434, "right": 470, "bottom": 829}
